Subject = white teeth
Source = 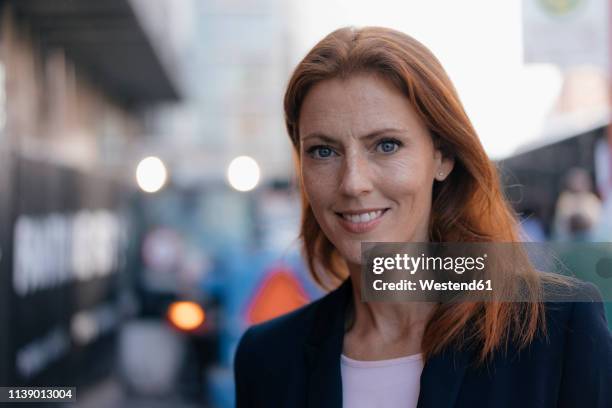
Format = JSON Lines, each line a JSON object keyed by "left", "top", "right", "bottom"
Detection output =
{"left": 341, "top": 210, "right": 384, "bottom": 223}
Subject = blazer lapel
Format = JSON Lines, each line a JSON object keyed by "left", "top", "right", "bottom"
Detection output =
{"left": 304, "top": 278, "right": 352, "bottom": 408}
{"left": 417, "top": 344, "right": 471, "bottom": 408}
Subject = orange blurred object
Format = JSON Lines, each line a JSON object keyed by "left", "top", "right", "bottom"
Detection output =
{"left": 167, "top": 301, "right": 206, "bottom": 331}
{"left": 247, "top": 268, "right": 309, "bottom": 325}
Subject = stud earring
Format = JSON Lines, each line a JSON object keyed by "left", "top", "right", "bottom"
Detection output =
{"left": 438, "top": 172, "right": 444, "bottom": 177}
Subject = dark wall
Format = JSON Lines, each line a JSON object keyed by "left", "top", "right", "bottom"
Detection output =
{"left": 0, "top": 147, "right": 13, "bottom": 387}
{"left": 4, "top": 156, "right": 127, "bottom": 387}
{"left": 0, "top": 2, "right": 9, "bottom": 386}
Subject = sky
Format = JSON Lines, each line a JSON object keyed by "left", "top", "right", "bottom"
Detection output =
{"left": 289, "top": 0, "right": 566, "bottom": 159}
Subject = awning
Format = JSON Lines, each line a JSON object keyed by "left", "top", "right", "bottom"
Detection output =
{"left": 11, "top": 0, "right": 181, "bottom": 106}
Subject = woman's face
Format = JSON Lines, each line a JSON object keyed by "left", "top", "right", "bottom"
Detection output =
{"left": 298, "top": 74, "right": 453, "bottom": 266}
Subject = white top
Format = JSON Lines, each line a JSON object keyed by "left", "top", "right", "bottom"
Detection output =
{"left": 340, "top": 353, "right": 424, "bottom": 408}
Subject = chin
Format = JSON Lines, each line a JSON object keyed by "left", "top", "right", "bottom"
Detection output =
{"left": 334, "top": 244, "right": 362, "bottom": 268}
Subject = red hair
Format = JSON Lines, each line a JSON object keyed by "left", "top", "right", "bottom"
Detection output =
{"left": 284, "top": 26, "right": 566, "bottom": 363}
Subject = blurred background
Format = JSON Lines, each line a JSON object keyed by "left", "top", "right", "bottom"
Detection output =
{"left": 0, "top": 0, "right": 611, "bottom": 406}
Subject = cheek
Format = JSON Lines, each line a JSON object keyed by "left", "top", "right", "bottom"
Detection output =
{"left": 378, "top": 155, "right": 434, "bottom": 196}
{"left": 301, "top": 164, "right": 337, "bottom": 210}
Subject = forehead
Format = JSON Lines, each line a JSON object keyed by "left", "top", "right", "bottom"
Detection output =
{"left": 298, "top": 73, "right": 426, "bottom": 139}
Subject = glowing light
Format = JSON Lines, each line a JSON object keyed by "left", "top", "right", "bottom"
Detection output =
{"left": 167, "top": 301, "right": 205, "bottom": 331}
{"left": 227, "top": 156, "right": 260, "bottom": 192}
{"left": 136, "top": 156, "right": 167, "bottom": 193}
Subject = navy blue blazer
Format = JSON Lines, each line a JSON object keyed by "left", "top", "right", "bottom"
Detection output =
{"left": 234, "top": 278, "right": 612, "bottom": 407}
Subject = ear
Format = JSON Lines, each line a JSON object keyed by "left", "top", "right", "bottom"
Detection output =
{"left": 433, "top": 150, "right": 454, "bottom": 181}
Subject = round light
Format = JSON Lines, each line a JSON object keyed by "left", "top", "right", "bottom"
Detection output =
{"left": 167, "top": 301, "right": 205, "bottom": 331}
{"left": 227, "top": 156, "right": 260, "bottom": 192}
{"left": 136, "top": 156, "right": 167, "bottom": 193}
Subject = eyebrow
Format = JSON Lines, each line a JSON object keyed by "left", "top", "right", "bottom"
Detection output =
{"left": 301, "top": 128, "right": 405, "bottom": 144}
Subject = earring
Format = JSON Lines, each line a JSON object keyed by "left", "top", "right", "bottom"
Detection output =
{"left": 438, "top": 172, "right": 444, "bottom": 178}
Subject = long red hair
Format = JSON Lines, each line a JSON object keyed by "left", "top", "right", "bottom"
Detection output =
{"left": 283, "top": 26, "right": 567, "bottom": 363}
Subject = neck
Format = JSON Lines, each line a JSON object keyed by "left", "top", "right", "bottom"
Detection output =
{"left": 346, "top": 263, "right": 437, "bottom": 341}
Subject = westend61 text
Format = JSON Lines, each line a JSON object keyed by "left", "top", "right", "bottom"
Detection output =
{"left": 373, "top": 279, "right": 493, "bottom": 291}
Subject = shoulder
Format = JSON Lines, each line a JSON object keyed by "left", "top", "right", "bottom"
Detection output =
{"left": 233, "top": 287, "right": 341, "bottom": 407}
{"left": 236, "top": 295, "right": 323, "bottom": 356}
{"left": 552, "top": 281, "right": 611, "bottom": 346}
{"left": 541, "top": 279, "right": 609, "bottom": 334}
{"left": 456, "top": 282, "right": 611, "bottom": 407}
{"left": 234, "top": 285, "right": 340, "bottom": 373}
{"left": 548, "top": 281, "right": 612, "bottom": 406}
{"left": 235, "top": 278, "right": 350, "bottom": 356}
{"left": 476, "top": 280, "right": 609, "bottom": 365}
{"left": 233, "top": 281, "right": 349, "bottom": 406}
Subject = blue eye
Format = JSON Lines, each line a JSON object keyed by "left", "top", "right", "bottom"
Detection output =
{"left": 377, "top": 139, "right": 401, "bottom": 153}
{"left": 307, "top": 146, "right": 336, "bottom": 159}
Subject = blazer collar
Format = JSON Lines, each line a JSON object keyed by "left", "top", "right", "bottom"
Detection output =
{"left": 304, "top": 277, "right": 472, "bottom": 408}
{"left": 417, "top": 346, "right": 472, "bottom": 408}
{"left": 304, "top": 278, "right": 352, "bottom": 408}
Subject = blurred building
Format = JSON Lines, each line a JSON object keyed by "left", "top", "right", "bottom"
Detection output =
{"left": 522, "top": 0, "right": 610, "bottom": 143}
{"left": 511, "top": 0, "right": 612, "bottom": 233}
{"left": 132, "top": 0, "right": 298, "bottom": 255}
{"left": 0, "top": 0, "right": 183, "bottom": 388}
{"left": 143, "top": 0, "right": 295, "bottom": 187}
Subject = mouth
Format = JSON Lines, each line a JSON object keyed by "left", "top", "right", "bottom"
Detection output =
{"left": 334, "top": 208, "right": 390, "bottom": 233}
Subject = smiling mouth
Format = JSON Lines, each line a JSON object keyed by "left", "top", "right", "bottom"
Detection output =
{"left": 336, "top": 209, "right": 389, "bottom": 223}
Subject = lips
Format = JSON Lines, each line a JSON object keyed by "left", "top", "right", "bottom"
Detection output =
{"left": 335, "top": 208, "right": 389, "bottom": 233}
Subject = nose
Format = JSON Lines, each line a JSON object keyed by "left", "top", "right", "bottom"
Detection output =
{"left": 338, "top": 150, "right": 374, "bottom": 197}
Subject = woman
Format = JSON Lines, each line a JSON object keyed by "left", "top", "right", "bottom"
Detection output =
{"left": 234, "top": 26, "right": 612, "bottom": 407}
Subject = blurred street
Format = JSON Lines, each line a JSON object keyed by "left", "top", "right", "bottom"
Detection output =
{"left": 77, "top": 377, "right": 206, "bottom": 408}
